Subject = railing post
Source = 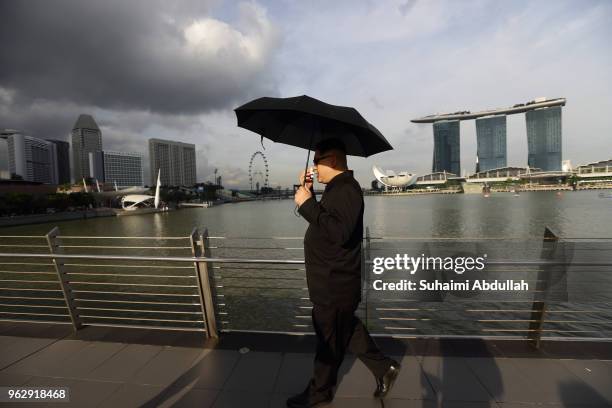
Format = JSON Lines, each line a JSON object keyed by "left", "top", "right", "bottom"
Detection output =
{"left": 528, "top": 226, "right": 559, "bottom": 348}
{"left": 45, "top": 227, "right": 82, "bottom": 331}
{"left": 190, "top": 228, "right": 218, "bottom": 338}
{"left": 364, "top": 226, "right": 371, "bottom": 327}
{"left": 190, "top": 228, "right": 208, "bottom": 336}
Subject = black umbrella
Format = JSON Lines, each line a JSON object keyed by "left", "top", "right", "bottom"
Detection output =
{"left": 234, "top": 95, "right": 393, "bottom": 158}
{"left": 234, "top": 95, "right": 393, "bottom": 215}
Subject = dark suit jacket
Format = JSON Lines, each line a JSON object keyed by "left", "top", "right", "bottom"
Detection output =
{"left": 298, "top": 170, "right": 363, "bottom": 308}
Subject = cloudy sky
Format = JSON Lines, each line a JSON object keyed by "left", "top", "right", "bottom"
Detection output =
{"left": 1, "top": 0, "right": 610, "bottom": 188}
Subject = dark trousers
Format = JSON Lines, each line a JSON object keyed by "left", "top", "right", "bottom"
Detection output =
{"left": 309, "top": 303, "right": 392, "bottom": 395}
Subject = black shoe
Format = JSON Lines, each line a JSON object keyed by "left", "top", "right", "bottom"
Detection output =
{"left": 286, "top": 385, "right": 333, "bottom": 408}
{"left": 374, "top": 360, "right": 401, "bottom": 398}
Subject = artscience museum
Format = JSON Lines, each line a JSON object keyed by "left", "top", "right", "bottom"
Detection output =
{"left": 372, "top": 165, "right": 417, "bottom": 189}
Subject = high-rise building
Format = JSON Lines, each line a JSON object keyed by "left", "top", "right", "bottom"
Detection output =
{"left": 46, "top": 139, "right": 70, "bottom": 184}
{"left": 475, "top": 115, "right": 507, "bottom": 171}
{"left": 88, "top": 151, "right": 144, "bottom": 187}
{"left": 88, "top": 151, "right": 105, "bottom": 182}
{"left": 71, "top": 114, "right": 102, "bottom": 182}
{"left": 526, "top": 106, "right": 562, "bottom": 171}
{"left": 148, "top": 138, "right": 197, "bottom": 186}
{"left": 432, "top": 120, "right": 460, "bottom": 175}
{"left": 7, "top": 132, "right": 58, "bottom": 184}
{"left": 412, "top": 98, "right": 566, "bottom": 175}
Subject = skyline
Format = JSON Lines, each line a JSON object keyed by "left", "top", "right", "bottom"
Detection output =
{"left": 1, "top": 0, "right": 611, "bottom": 188}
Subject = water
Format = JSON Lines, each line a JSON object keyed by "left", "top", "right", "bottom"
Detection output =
{"left": 2, "top": 190, "right": 611, "bottom": 238}
{"left": 1, "top": 190, "right": 611, "bottom": 338}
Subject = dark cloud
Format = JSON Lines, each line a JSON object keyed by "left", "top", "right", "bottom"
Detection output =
{"left": 0, "top": 0, "right": 280, "bottom": 115}
{"left": 0, "top": 98, "right": 75, "bottom": 141}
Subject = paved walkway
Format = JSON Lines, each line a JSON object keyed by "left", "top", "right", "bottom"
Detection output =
{"left": 0, "top": 323, "right": 611, "bottom": 407}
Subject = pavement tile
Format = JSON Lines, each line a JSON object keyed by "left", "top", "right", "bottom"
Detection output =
{"left": 22, "top": 375, "right": 121, "bottom": 408}
{"left": 0, "top": 335, "right": 21, "bottom": 349}
{"left": 386, "top": 401, "right": 500, "bottom": 408}
{"left": 559, "top": 359, "right": 612, "bottom": 403}
{"left": 162, "top": 387, "right": 218, "bottom": 408}
{"left": 0, "top": 371, "right": 32, "bottom": 386}
{"left": 273, "top": 352, "right": 314, "bottom": 394}
{"left": 421, "top": 356, "right": 495, "bottom": 402}
{"left": 98, "top": 383, "right": 166, "bottom": 408}
{"left": 465, "top": 357, "right": 542, "bottom": 403}
{"left": 189, "top": 349, "right": 241, "bottom": 390}
{"left": 0, "top": 336, "right": 58, "bottom": 369}
{"left": 129, "top": 345, "right": 205, "bottom": 386}
{"left": 334, "top": 357, "right": 377, "bottom": 398}
{"left": 223, "top": 351, "right": 282, "bottom": 392}
{"left": 387, "top": 354, "right": 436, "bottom": 400}
{"left": 2, "top": 339, "right": 89, "bottom": 375}
{"left": 269, "top": 393, "right": 294, "bottom": 408}
{"left": 211, "top": 390, "right": 271, "bottom": 408}
{"left": 41, "top": 341, "right": 126, "bottom": 378}
{"left": 509, "top": 358, "right": 609, "bottom": 405}
{"left": 83, "top": 343, "right": 162, "bottom": 382}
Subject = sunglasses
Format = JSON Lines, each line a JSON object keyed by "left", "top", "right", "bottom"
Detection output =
{"left": 313, "top": 155, "right": 332, "bottom": 165}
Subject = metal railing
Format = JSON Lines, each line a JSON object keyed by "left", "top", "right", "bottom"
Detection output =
{"left": 0, "top": 228, "right": 211, "bottom": 335}
{"left": 1, "top": 227, "right": 612, "bottom": 347}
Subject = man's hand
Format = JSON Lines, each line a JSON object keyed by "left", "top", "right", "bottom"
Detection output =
{"left": 294, "top": 185, "right": 312, "bottom": 207}
{"left": 298, "top": 169, "right": 310, "bottom": 186}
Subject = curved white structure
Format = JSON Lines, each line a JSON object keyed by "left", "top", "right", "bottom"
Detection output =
{"left": 121, "top": 194, "right": 155, "bottom": 210}
{"left": 372, "top": 165, "right": 417, "bottom": 188}
{"left": 121, "top": 169, "right": 162, "bottom": 211}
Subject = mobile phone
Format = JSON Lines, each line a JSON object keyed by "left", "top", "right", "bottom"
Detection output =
{"left": 305, "top": 167, "right": 316, "bottom": 183}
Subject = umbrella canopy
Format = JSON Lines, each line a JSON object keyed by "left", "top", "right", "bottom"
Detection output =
{"left": 234, "top": 95, "right": 393, "bottom": 157}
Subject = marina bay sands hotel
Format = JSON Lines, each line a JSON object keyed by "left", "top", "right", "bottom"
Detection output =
{"left": 411, "top": 97, "right": 565, "bottom": 174}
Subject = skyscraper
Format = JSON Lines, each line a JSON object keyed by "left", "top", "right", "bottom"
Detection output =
{"left": 7, "top": 132, "right": 58, "bottom": 184}
{"left": 526, "top": 106, "right": 562, "bottom": 171}
{"left": 412, "top": 97, "right": 566, "bottom": 176}
{"left": 89, "top": 150, "right": 144, "bottom": 188}
{"left": 432, "top": 120, "right": 460, "bottom": 175}
{"left": 71, "top": 114, "right": 102, "bottom": 182}
{"left": 475, "top": 115, "right": 507, "bottom": 171}
{"left": 46, "top": 139, "right": 70, "bottom": 184}
{"left": 148, "top": 138, "right": 196, "bottom": 186}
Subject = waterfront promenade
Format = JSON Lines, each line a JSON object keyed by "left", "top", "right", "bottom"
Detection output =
{"left": 1, "top": 322, "right": 611, "bottom": 407}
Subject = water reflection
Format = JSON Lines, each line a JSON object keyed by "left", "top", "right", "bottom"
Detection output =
{"left": 0, "top": 190, "right": 610, "bottom": 238}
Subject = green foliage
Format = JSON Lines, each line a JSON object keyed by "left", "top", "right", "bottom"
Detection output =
{"left": 0, "top": 192, "right": 96, "bottom": 216}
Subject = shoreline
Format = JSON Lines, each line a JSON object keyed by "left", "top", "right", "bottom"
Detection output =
{"left": 366, "top": 185, "right": 612, "bottom": 197}
{"left": 2, "top": 188, "right": 610, "bottom": 227}
{"left": 0, "top": 208, "right": 116, "bottom": 228}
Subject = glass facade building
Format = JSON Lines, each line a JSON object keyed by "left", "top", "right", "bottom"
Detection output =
{"left": 148, "top": 138, "right": 197, "bottom": 187}
{"left": 432, "top": 120, "right": 460, "bottom": 175}
{"left": 88, "top": 151, "right": 144, "bottom": 187}
{"left": 475, "top": 115, "right": 507, "bottom": 171}
{"left": 46, "top": 139, "right": 70, "bottom": 184}
{"left": 7, "top": 133, "right": 58, "bottom": 184}
{"left": 526, "top": 106, "right": 562, "bottom": 171}
{"left": 71, "top": 114, "right": 102, "bottom": 182}
{"left": 103, "top": 151, "right": 143, "bottom": 187}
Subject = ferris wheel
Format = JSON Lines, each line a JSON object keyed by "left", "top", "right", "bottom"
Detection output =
{"left": 248, "top": 151, "right": 269, "bottom": 191}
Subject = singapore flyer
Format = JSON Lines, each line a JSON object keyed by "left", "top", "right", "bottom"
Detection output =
{"left": 248, "top": 151, "right": 269, "bottom": 192}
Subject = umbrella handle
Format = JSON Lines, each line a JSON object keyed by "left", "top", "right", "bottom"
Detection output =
{"left": 295, "top": 129, "right": 315, "bottom": 217}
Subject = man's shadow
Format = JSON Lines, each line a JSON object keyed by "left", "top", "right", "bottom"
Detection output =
{"left": 418, "top": 337, "right": 503, "bottom": 405}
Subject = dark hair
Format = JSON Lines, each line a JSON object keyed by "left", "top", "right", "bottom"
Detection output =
{"left": 314, "top": 138, "right": 346, "bottom": 155}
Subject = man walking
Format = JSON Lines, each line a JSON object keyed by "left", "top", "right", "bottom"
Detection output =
{"left": 289, "top": 138, "right": 400, "bottom": 408}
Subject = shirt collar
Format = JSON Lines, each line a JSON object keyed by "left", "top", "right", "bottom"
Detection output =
{"left": 325, "top": 170, "right": 353, "bottom": 189}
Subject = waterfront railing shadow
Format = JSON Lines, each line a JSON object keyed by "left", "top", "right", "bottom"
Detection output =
{"left": 1, "top": 227, "right": 612, "bottom": 346}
